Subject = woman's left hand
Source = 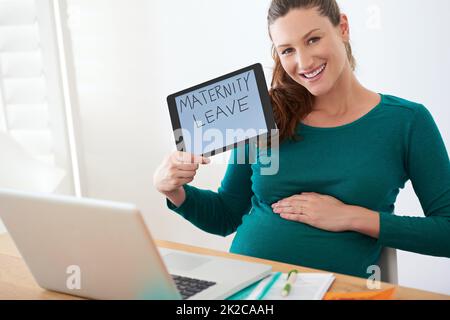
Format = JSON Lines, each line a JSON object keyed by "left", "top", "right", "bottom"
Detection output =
{"left": 272, "top": 192, "right": 353, "bottom": 232}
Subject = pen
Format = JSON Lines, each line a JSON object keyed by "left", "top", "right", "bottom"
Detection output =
{"left": 256, "top": 272, "right": 282, "bottom": 300}
{"left": 246, "top": 272, "right": 282, "bottom": 300}
{"left": 281, "top": 269, "right": 298, "bottom": 297}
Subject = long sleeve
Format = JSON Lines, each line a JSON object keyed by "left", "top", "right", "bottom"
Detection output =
{"left": 166, "top": 145, "right": 254, "bottom": 237}
{"left": 377, "top": 104, "right": 450, "bottom": 257}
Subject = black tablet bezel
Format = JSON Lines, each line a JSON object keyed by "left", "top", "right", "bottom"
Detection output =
{"left": 167, "top": 63, "right": 277, "bottom": 157}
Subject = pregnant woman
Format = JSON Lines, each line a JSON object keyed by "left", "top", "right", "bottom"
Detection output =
{"left": 153, "top": 0, "right": 450, "bottom": 278}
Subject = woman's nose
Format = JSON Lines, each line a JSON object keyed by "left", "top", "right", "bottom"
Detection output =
{"left": 296, "top": 52, "right": 314, "bottom": 73}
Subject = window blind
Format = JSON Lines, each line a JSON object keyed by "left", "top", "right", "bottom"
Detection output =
{"left": 0, "top": 0, "right": 74, "bottom": 194}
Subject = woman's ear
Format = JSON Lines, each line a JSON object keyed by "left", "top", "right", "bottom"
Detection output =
{"left": 339, "top": 13, "right": 350, "bottom": 42}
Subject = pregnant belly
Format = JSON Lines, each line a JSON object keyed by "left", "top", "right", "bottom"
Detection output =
{"left": 230, "top": 203, "right": 381, "bottom": 278}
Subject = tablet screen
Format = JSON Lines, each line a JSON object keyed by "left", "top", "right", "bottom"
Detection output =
{"left": 168, "top": 64, "right": 276, "bottom": 156}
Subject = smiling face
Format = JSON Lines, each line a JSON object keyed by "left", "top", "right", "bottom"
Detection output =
{"left": 269, "top": 7, "right": 350, "bottom": 96}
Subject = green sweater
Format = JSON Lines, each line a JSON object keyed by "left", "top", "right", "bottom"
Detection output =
{"left": 166, "top": 94, "right": 450, "bottom": 278}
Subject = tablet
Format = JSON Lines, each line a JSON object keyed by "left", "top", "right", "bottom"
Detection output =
{"left": 167, "top": 63, "right": 277, "bottom": 157}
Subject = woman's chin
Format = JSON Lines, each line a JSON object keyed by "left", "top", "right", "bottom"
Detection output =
{"left": 305, "top": 85, "right": 329, "bottom": 97}
{"left": 298, "top": 78, "right": 332, "bottom": 97}
{"left": 295, "top": 77, "right": 332, "bottom": 97}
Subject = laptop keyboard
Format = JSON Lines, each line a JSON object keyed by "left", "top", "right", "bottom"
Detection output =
{"left": 171, "top": 275, "right": 216, "bottom": 299}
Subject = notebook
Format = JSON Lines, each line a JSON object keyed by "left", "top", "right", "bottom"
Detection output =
{"left": 227, "top": 272, "right": 335, "bottom": 300}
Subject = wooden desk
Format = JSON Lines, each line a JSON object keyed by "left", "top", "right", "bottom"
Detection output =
{"left": 0, "top": 233, "right": 448, "bottom": 300}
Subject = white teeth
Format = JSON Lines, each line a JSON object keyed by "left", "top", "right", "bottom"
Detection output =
{"left": 304, "top": 64, "right": 326, "bottom": 78}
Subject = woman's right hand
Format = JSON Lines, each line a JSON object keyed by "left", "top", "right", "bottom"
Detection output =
{"left": 153, "top": 151, "right": 210, "bottom": 207}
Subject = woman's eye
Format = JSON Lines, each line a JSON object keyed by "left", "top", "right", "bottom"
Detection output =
{"left": 308, "top": 37, "right": 320, "bottom": 45}
{"left": 281, "top": 48, "right": 293, "bottom": 55}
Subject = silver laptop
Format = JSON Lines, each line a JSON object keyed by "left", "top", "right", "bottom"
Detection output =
{"left": 0, "top": 189, "right": 272, "bottom": 300}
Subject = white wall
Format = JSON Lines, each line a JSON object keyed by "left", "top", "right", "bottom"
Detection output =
{"left": 65, "top": 0, "right": 450, "bottom": 295}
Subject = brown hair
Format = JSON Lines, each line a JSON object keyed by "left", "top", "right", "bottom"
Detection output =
{"left": 267, "top": 0, "right": 356, "bottom": 143}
